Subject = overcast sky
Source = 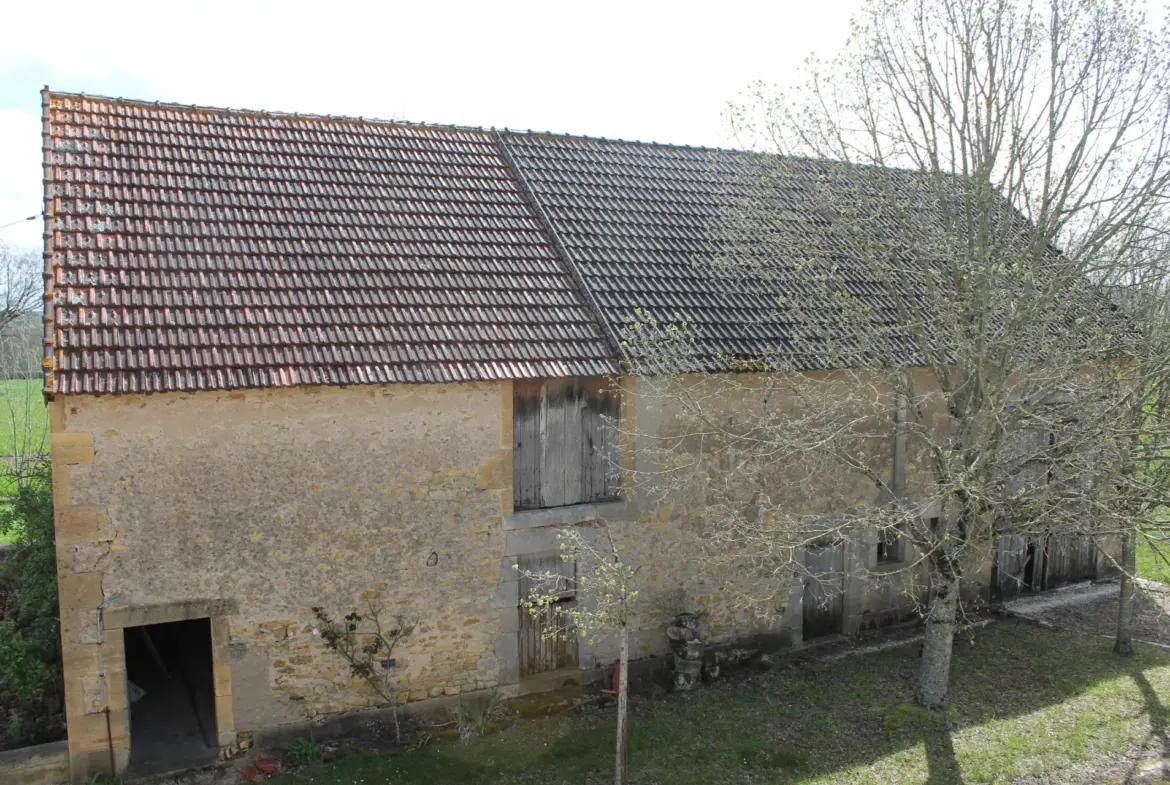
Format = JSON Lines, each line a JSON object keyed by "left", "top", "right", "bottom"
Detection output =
{"left": 0, "top": 0, "right": 861, "bottom": 250}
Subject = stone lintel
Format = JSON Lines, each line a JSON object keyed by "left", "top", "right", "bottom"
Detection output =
{"left": 503, "top": 500, "right": 637, "bottom": 531}
{"left": 102, "top": 598, "right": 239, "bottom": 630}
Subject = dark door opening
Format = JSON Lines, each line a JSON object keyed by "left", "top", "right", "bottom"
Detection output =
{"left": 1022, "top": 543, "right": 1037, "bottom": 588}
{"left": 124, "top": 618, "right": 218, "bottom": 776}
{"left": 803, "top": 541, "right": 845, "bottom": 640}
{"left": 992, "top": 535, "right": 1044, "bottom": 601}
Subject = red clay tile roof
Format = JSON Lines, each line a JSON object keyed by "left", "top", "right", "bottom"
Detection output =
{"left": 42, "top": 91, "right": 620, "bottom": 394}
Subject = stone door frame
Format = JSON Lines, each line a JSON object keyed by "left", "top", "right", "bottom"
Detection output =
{"left": 96, "top": 599, "right": 239, "bottom": 776}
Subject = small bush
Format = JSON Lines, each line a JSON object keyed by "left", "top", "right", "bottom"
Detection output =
{"left": 286, "top": 735, "right": 326, "bottom": 765}
{"left": 0, "top": 621, "right": 53, "bottom": 700}
{"left": 452, "top": 693, "right": 502, "bottom": 743}
{"left": 0, "top": 470, "right": 63, "bottom": 749}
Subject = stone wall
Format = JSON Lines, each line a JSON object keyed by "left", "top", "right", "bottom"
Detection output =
{"left": 50, "top": 366, "right": 1007, "bottom": 781}
{"left": 567, "top": 369, "right": 957, "bottom": 666}
{"left": 0, "top": 740, "right": 70, "bottom": 785}
{"left": 52, "top": 382, "right": 513, "bottom": 780}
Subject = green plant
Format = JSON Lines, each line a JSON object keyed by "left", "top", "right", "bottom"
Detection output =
{"left": 0, "top": 620, "right": 53, "bottom": 700}
{"left": 518, "top": 524, "right": 638, "bottom": 784}
{"left": 451, "top": 696, "right": 472, "bottom": 743}
{"left": 451, "top": 692, "right": 502, "bottom": 742}
{"left": 85, "top": 774, "right": 124, "bottom": 785}
{"left": 286, "top": 734, "right": 326, "bottom": 765}
{"left": 0, "top": 472, "right": 59, "bottom": 660}
{"left": 0, "top": 469, "right": 62, "bottom": 750}
{"left": 473, "top": 692, "right": 500, "bottom": 736}
{"left": 312, "top": 599, "right": 415, "bottom": 742}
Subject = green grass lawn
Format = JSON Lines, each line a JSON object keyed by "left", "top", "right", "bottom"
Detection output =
{"left": 0, "top": 377, "right": 47, "bottom": 458}
{"left": 270, "top": 620, "right": 1170, "bottom": 785}
{"left": 1138, "top": 535, "right": 1170, "bottom": 583}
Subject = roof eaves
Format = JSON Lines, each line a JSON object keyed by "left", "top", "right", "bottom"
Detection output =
{"left": 41, "top": 87, "right": 58, "bottom": 397}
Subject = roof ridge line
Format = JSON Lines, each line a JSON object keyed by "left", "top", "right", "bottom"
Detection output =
{"left": 495, "top": 126, "right": 745, "bottom": 155}
{"left": 45, "top": 89, "right": 490, "bottom": 136}
{"left": 48, "top": 88, "right": 748, "bottom": 155}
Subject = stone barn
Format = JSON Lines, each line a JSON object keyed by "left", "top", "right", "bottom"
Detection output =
{"left": 39, "top": 90, "right": 1112, "bottom": 781}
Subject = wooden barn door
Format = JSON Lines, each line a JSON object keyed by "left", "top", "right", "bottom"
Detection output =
{"left": 1042, "top": 535, "right": 1098, "bottom": 589}
{"left": 992, "top": 534, "right": 1043, "bottom": 600}
{"left": 513, "top": 379, "right": 620, "bottom": 510}
{"left": 518, "top": 553, "right": 579, "bottom": 676}
{"left": 803, "top": 541, "right": 845, "bottom": 640}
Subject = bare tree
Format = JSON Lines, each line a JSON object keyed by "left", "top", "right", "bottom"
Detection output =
{"left": 1101, "top": 235, "right": 1170, "bottom": 656}
{"left": 624, "top": 0, "right": 1170, "bottom": 709}
{"left": 0, "top": 242, "right": 46, "bottom": 492}
{"left": 0, "top": 243, "right": 41, "bottom": 336}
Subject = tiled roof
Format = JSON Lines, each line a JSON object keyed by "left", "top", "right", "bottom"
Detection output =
{"left": 497, "top": 132, "right": 931, "bottom": 369}
{"left": 42, "top": 92, "right": 620, "bottom": 394}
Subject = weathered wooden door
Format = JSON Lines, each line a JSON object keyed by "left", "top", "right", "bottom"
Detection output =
{"left": 992, "top": 534, "right": 1043, "bottom": 600}
{"left": 513, "top": 378, "right": 621, "bottom": 510}
{"left": 802, "top": 541, "right": 845, "bottom": 640}
{"left": 518, "top": 553, "right": 579, "bottom": 676}
{"left": 1043, "top": 535, "right": 1098, "bottom": 589}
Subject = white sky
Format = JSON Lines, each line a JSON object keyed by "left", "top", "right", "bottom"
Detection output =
{"left": 0, "top": 0, "right": 862, "bottom": 250}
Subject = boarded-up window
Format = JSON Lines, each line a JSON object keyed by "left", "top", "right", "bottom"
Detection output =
{"left": 513, "top": 378, "right": 621, "bottom": 509}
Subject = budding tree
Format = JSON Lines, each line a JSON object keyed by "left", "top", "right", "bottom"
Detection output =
{"left": 624, "top": 0, "right": 1170, "bottom": 708}
{"left": 1098, "top": 233, "right": 1170, "bottom": 657}
{"left": 519, "top": 523, "right": 638, "bottom": 785}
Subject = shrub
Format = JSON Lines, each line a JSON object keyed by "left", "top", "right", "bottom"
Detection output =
{"left": 0, "top": 469, "right": 62, "bottom": 748}
{"left": 286, "top": 734, "right": 326, "bottom": 765}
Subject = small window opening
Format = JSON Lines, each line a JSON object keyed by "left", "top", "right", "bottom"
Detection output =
{"left": 124, "top": 618, "right": 218, "bottom": 776}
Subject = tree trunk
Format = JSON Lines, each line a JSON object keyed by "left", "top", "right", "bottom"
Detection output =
{"left": 916, "top": 571, "right": 960, "bottom": 710}
{"left": 614, "top": 622, "right": 629, "bottom": 785}
{"left": 1115, "top": 531, "right": 1136, "bottom": 657}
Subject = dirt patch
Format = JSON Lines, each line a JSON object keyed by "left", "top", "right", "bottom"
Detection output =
{"left": 1007, "top": 580, "right": 1170, "bottom": 648}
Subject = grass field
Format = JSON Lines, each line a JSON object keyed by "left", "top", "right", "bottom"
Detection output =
{"left": 0, "top": 377, "right": 48, "bottom": 458}
{"left": 1138, "top": 535, "right": 1170, "bottom": 583}
{"left": 0, "top": 376, "right": 46, "bottom": 543}
{"left": 270, "top": 619, "right": 1170, "bottom": 785}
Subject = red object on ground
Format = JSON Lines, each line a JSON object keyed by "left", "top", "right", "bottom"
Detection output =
{"left": 255, "top": 758, "right": 279, "bottom": 774}
{"left": 244, "top": 757, "right": 280, "bottom": 782}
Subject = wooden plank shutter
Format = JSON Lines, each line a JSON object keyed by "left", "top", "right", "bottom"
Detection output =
{"left": 513, "top": 380, "right": 543, "bottom": 509}
{"left": 582, "top": 377, "right": 621, "bottom": 502}
{"left": 514, "top": 378, "right": 621, "bottom": 509}
{"left": 540, "top": 379, "right": 578, "bottom": 508}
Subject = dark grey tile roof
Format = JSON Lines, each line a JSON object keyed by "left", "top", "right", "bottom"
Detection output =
{"left": 42, "top": 92, "right": 619, "bottom": 394}
{"left": 497, "top": 132, "right": 931, "bottom": 369}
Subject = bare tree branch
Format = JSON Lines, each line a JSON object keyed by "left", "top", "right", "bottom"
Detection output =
{"left": 629, "top": 0, "right": 1170, "bottom": 709}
